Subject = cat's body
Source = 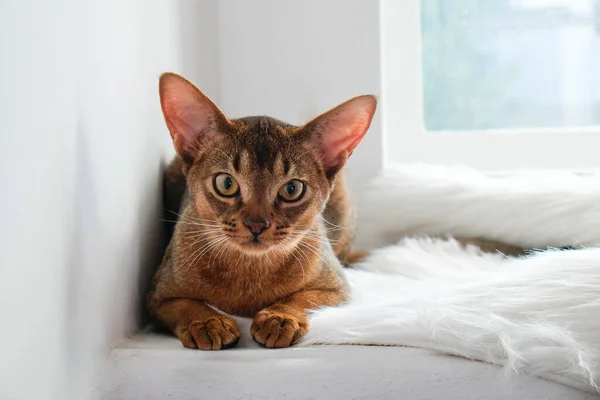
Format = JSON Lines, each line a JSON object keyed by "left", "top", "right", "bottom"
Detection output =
{"left": 150, "top": 156, "right": 356, "bottom": 319}
{"left": 147, "top": 74, "right": 376, "bottom": 349}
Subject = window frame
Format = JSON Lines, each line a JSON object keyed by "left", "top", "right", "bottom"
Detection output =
{"left": 380, "top": 0, "right": 600, "bottom": 171}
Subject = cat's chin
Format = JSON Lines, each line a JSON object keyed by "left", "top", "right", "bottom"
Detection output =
{"left": 231, "top": 238, "right": 294, "bottom": 256}
{"left": 234, "top": 240, "right": 273, "bottom": 254}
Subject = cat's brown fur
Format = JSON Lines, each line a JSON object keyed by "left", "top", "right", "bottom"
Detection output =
{"left": 147, "top": 73, "right": 376, "bottom": 349}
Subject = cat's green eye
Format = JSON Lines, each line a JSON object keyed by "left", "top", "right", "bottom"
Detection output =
{"left": 213, "top": 173, "right": 239, "bottom": 197}
{"left": 278, "top": 179, "right": 305, "bottom": 202}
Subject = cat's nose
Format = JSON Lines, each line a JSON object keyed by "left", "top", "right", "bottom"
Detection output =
{"left": 244, "top": 217, "right": 270, "bottom": 235}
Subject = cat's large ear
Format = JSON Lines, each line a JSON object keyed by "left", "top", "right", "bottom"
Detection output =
{"left": 159, "top": 73, "right": 229, "bottom": 162}
{"left": 304, "top": 95, "right": 377, "bottom": 178}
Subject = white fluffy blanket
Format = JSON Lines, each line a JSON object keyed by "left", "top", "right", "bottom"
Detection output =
{"left": 301, "top": 164, "right": 600, "bottom": 393}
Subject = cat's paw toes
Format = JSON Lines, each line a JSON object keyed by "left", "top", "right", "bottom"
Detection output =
{"left": 251, "top": 311, "right": 308, "bottom": 348}
{"left": 180, "top": 316, "right": 241, "bottom": 350}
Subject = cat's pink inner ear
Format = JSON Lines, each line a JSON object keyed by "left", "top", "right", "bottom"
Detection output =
{"left": 159, "top": 73, "right": 226, "bottom": 160}
{"left": 308, "top": 95, "right": 377, "bottom": 176}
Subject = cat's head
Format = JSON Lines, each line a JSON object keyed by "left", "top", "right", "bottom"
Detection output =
{"left": 159, "top": 73, "right": 376, "bottom": 253}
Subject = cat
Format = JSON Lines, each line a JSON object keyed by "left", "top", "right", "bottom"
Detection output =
{"left": 147, "top": 73, "right": 376, "bottom": 350}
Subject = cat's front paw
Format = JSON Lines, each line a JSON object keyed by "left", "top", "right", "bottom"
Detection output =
{"left": 251, "top": 311, "right": 308, "bottom": 348}
{"left": 179, "top": 316, "right": 241, "bottom": 350}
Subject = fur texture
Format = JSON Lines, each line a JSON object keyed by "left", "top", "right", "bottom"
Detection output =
{"left": 294, "top": 164, "right": 600, "bottom": 393}
{"left": 147, "top": 73, "right": 377, "bottom": 349}
{"left": 355, "top": 163, "right": 600, "bottom": 250}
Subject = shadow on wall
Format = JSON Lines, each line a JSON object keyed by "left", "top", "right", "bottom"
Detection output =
{"left": 136, "top": 161, "right": 171, "bottom": 327}
{"left": 64, "top": 117, "right": 168, "bottom": 397}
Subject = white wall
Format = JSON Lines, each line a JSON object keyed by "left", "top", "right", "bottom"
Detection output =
{"left": 0, "top": 1, "right": 216, "bottom": 399}
{"left": 0, "top": 1, "right": 76, "bottom": 399}
{"left": 216, "top": 0, "right": 383, "bottom": 191}
{"left": 1, "top": 1, "right": 382, "bottom": 398}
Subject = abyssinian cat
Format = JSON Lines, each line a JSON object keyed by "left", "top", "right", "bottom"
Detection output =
{"left": 147, "top": 73, "right": 375, "bottom": 350}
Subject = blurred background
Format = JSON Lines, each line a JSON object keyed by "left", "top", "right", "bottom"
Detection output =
{"left": 423, "top": 0, "right": 600, "bottom": 131}
{"left": 1, "top": 1, "right": 599, "bottom": 399}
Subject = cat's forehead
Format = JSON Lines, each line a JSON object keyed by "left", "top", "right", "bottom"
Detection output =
{"left": 233, "top": 116, "right": 296, "bottom": 144}
{"left": 235, "top": 115, "right": 294, "bottom": 131}
{"left": 227, "top": 116, "right": 305, "bottom": 171}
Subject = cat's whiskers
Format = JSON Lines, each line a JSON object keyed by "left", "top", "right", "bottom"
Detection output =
{"left": 216, "top": 239, "right": 234, "bottom": 265}
{"left": 181, "top": 232, "right": 222, "bottom": 253}
{"left": 303, "top": 232, "right": 340, "bottom": 244}
{"left": 263, "top": 250, "right": 274, "bottom": 269}
{"left": 299, "top": 245, "right": 336, "bottom": 277}
{"left": 294, "top": 221, "right": 353, "bottom": 234}
{"left": 179, "top": 226, "right": 222, "bottom": 238}
{"left": 164, "top": 220, "right": 222, "bottom": 229}
{"left": 291, "top": 241, "right": 310, "bottom": 283}
{"left": 185, "top": 228, "right": 227, "bottom": 237}
{"left": 320, "top": 221, "right": 355, "bottom": 234}
{"left": 164, "top": 209, "right": 221, "bottom": 225}
{"left": 287, "top": 229, "right": 339, "bottom": 245}
{"left": 180, "top": 228, "right": 227, "bottom": 254}
{"left": 273, "top": 230, "right": 305, "bottom": 248}
{"left": 323, "top": 226, "right": 352, "bottom": 233}
{"left": 319, "top": 216, "right": 354, "bottom": 230}
{"left": 183, "top": 234, "right": 227, "bottom": 269}
{"left": 181, "top": 237, "right": 216, "bottom": 269}
{"left": 294, "top": 243, "right": 312, "bottom": 265}
{"left": 190, "top": 235, "right": 229, "bottom": 268}
{"left": 262, "top": 244, "right": 281, "bottom": 269}
{"left": 296, "top": 237, "right": 340, "bottom": 277}
{"left": 273, "top": 235, "right": 306, "bottom": 282}
{"left": 208, "top": 235, "right": 231, "bottom": 266}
